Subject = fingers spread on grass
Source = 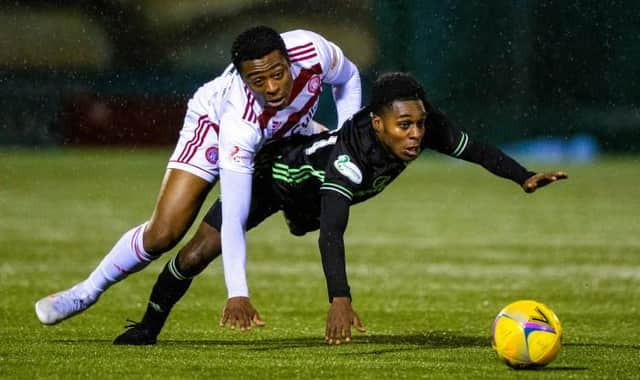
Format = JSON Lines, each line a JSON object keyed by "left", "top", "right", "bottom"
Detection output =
{"left": 220, "top": 313, "right": 229, "bottom": 327}
{"left": 253, "top": 313, "right": 266, "bottom": 327}
{"left": 353, "top": 316, "right": 366, "bottom": 333}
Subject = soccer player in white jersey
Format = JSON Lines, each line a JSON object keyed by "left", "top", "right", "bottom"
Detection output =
{"left": 35, "top": 25, "right": 362, "bottom": 326}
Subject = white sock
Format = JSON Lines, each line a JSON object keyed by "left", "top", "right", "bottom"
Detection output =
{"left": 80, "top": 222, "right": 155, "bottom": 299}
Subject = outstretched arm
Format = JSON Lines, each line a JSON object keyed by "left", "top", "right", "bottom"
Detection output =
{"left": 424, "top": 109, "right": 568, "bottom": 191}
{"left": 318, "top": 192, "right": 365, "bottom": 344}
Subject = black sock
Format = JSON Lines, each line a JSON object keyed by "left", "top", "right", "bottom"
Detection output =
{"left": 140, "top": 256, "right": 192, "bottom": 336}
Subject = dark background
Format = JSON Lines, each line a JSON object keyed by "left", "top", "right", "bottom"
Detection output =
{"left": 1, "top": 0, "right": 638, "bottom": 152}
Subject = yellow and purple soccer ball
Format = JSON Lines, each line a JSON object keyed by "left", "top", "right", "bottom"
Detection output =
{"left": 492, "top": 300, "right": 562, "bottom": 368}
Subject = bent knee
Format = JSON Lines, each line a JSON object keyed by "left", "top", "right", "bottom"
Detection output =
{"left": 176, "top": 224, "right": 221, "bottom": 276}
{"left": 143, "top": 224, "right": 184, "bottom": 254}
{"left": 177, "top": 241, "right": 220, "bottom": 277}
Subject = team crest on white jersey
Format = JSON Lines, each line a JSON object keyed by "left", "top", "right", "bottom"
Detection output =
{"left": 205, "top": 146, "right": 219, "bottom": 164}
{"left": 334, "top": 154, "right": 362, "bottom": 184}
{"left": 307, "top": 76, "right": 321, "bottom": 93}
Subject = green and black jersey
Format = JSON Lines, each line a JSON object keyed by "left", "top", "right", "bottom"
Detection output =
{"left": 255, "top": 106, "right": 533, "bottom": 213}
{"left": 205, "top": 106, "right": 534, "bottom": 301}
{"left": 255, "top": 107, "right": 409, "bottom": 223}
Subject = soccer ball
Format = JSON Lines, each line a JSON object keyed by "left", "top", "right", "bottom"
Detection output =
{"left": 492, "top": 300, "right": 562, "bottom": 368}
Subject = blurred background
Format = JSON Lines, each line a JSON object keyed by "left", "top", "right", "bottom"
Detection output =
{"left": 1, "top": 0, "right": 639, "bottom": 158}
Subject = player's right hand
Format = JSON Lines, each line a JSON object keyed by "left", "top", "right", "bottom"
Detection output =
{"left": 325, "top": 297, "right": 366, "bottom": 345}
{"left": 220, "top": 296, "right": 265, "bottom": 331}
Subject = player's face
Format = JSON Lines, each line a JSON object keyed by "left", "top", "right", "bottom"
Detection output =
{"left": 239, "top": 50, "right": 293, "bottom": 110}
{"left": 373, "top": 100, "right": 427, "bottom": 162}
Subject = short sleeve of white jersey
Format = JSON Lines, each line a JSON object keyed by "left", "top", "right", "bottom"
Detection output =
{"left": 284, "top": 30, "right": 349, "bottom": 84}
{"left": 184, "top": 80, "right": 217, "bottom": 122}
{"left": 218, "top": 105, "right": 262, "bottom": 174}
{"left": 186, "top": 64, "right": 238, "bottom": 121}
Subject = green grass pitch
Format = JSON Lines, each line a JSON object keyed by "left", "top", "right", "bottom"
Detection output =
{"left": 1, "top": 148, "right": 639, "bottom": 379}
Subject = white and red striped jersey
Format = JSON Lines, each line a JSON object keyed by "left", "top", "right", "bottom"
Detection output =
{"left": 177, "top": 29, "right": 359, "bottom": 178}
{"left": 167, "top": 29, "right": 361, "bottom": 299}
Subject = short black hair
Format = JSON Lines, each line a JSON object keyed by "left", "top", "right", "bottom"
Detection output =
{"left": 369, "top": 72, "right": 428, "bottom": 114}
{"left": 231, "top": 25, "right": 288, "bottom": 70}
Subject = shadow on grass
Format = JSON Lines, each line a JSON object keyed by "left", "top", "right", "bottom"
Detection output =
{"left": 564, "top": 342, "right": 640, "bottom": 350}
{"left": 232, "top": 332, "right": 491, "bottom": 354}
{"left": 536, "top": 367, "right": 589, "bottom": 371}
{"left": 54, "top": 331, "right": 489, "bottom": 352}
{"left": 53, "top": 336, "right": 639, "bottom": 356}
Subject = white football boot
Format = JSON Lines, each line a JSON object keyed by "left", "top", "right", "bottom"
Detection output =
{"left": 35, "top": 284, "right": 98, "bottom": 325}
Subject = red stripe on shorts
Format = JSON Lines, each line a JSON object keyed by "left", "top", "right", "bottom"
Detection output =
{"left": 177, "top": 115, "right": 208, "bottom": 162}
{"left": 183, "top": 120, "right": 212, "bottom": 163}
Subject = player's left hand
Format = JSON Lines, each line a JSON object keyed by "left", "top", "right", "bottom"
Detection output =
{"left": 522, "top": 171, "right": 568, "bottom": 193}
{"left": 220, "top": 296, "right": 266, "bottom": 331}
{"left": 325, "top": 297, "right": 366, "bottom": 345}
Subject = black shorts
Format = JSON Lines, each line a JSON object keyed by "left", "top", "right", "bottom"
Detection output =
{"left": 204, "top": 200, "right": 319, "bottom": 237}
{"left": 203, "top": 168, "right": 281, "bottom": 232}
{"left": 281, "top": 207, "right": 319, "bottom": 236}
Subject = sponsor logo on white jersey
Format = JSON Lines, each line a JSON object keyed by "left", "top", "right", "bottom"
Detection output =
{"left": 230, "top": 145, "right": 253, "bottom": 166}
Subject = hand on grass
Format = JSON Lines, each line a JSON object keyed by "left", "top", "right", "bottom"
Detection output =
{"left": 325, "top": 297, "right": 366, "bottom": 345}
{"left": 220, "top": 296, "right": 265, "bottom": 331}
{"left": 523, "top": 171, "right": 568, "bottom": 193}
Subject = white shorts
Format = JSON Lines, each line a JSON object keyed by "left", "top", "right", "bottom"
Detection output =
{"left": 167, "top": 109, "right": 220, "bottom": 183}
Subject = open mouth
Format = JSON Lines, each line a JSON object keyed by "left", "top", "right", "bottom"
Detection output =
{"left": 404, "top": 146, "right": 420, "bottom": 158}
{"left": 266, "top": 97, "right": 286, "bottom": 108}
